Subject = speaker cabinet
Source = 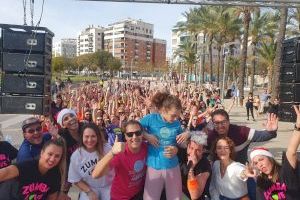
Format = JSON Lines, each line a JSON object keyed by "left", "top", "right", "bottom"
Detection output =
{"left": 1, "top": 25, "right": 53, "bottom": 54}
{"left": 279, "top": 83, "right": 300, "bottom": 102}
{"left": 282, "top": 37, "right": 300, "bottom": 63}
{"left": 0, "top": 95, "right": 50, "bottom": 115}
{"left": 278, "top": 103, "right": 297, "bottom": 122}
{"left": 1, "top": 74, "right": 51, "bottom": 95}
{"left": 280, "top": 63, "right": 300, "bottom": 83}
{"left": 1, "top": 52, "right": 51, "bottom": 75}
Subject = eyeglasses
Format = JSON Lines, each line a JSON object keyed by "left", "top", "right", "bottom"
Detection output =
{"left": 125, "top": 130, "right": 143, "bottom": 137}
{"left": 213, "top": 120, "right": 228, "bottom": 127}
{"left": 26, "top": 126, "right": 42, "bottom": 134}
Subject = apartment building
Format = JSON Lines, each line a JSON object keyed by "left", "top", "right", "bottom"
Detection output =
{"left": 52, "top": 38, "right": 77, "bottom": 58}
{"left": 104, "top": 18, "right": 166, "bottom": 69}
{"left": 77, "top": 25, "right": 105, "bottom": 56}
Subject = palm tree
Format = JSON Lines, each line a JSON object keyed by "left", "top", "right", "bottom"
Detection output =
{"left": 257, "top": 40, "right": 276, "bottom": 93}
{"left": 214, "top": 7, "right": 241, "bottom": 87}
{"left": 272, "top": 7, "right": 288, "bottom": 99}
{"left": 235, "top": 6, "right": 254, "bottom": 105}
{"left": 249, "top": 9, "right": 270, "bottom": 93}
{"left": 174, "top": 39, "right": 197, "bottom": 82}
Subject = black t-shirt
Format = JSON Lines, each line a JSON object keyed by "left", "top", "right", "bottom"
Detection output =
{"left": 178, "top": 147, "right": 211, "bottom": 200}
{"left": 0, "top": 141, "right": 18, "bottom": 169}
{"left": 58, "top": 123, "right": 83, "bottom": 167}
{"left": 15, "top": 159, "right": 61, "bottom": 200}
{"left": 258, "top": 153, "right": 300, "bottom": 200}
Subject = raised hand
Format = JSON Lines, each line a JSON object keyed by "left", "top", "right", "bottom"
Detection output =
{"left": 265, "top": 113, "right": 278, "bottom": 131}
{"left": 243, "top": 162, "right": 258, "bottom": 178}
{"left": 111, "top": 136, "right": 125, "bottom": 155}
{"left": 45, "top": 120, "right": 59, "bottom": 139}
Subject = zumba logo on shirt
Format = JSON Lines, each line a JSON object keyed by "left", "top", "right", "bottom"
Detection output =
{"left": 80, "top": 158, "right": 98, "bottom": 175}
{"left": 0, "top": 154, "right": 10, "bottom": 168}
{"left": 264, "top": 182, "right": 287, "bottom": 200}
{"left": 22, "top": 182, "right": 49, "bottom": 200}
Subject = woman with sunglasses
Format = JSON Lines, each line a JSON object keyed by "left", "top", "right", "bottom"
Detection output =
{"left": 141, "top": 92, "right": 189, "bottom": 200}
{"left": 68, "top": 123, "right": 113, "bottom": 200}
{"left": 249, "top": 105, "right": 300, "bottom": 200}
{"left": 92, "top": 120, "right": 147, "bottom": 200}
{"left": 0, "top": 138, "right": 67, "bottom": 200}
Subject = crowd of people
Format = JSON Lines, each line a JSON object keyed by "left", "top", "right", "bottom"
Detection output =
{"left": 0, "top": 79, "right": 299, "bottom": 200}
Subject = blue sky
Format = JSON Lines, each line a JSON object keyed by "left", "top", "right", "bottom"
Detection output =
{"left": 1, "top": 0, "right": 194, "bottom": 55}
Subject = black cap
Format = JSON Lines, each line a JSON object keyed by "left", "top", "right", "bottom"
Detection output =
{"left": 21, "top": 117, "right": 40, "bottom": 132}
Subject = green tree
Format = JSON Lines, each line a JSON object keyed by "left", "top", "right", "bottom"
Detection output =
{"left": 52, "top": 57, "right": 66, "bottom": 73}
{"left": 257, "top": 40, "right": 276, "bottom": 93}
{"left": 272, "top": 7, "right": 288, "bottom": 99}
{"left": 174, "top": 39, "right": 197, "bottom": 82}
{"left": 249, "top": 9, "right": 271, "bottom": 93}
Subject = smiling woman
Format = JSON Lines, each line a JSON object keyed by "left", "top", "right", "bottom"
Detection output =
{"left": 0, "top": 138, "right": 67, "bottom": 200}
{"left": 68, "top": 123, "right": 113, "bottom": 200}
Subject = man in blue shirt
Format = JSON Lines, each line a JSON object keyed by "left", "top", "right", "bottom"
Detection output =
{"left": 17, "top": 117, "right": 51, "bottom": 163}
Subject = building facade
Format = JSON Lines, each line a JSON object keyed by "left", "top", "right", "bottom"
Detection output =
{"left": 53, "top": 38, "right": 77, "bottom": 58}
{"left": 77, "top": 25, "right": 105, "bottom": 56}
{"left": 104, "top": 18, "right": 166, "bottom": 69}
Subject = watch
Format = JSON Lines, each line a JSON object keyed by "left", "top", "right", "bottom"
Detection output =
{"left": 294, "top": 124, "right": 300, "bottom": 131}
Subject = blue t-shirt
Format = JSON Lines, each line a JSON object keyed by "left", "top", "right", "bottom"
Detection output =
{"left": 140, "top": 113, "right": 182, "bottom": 170}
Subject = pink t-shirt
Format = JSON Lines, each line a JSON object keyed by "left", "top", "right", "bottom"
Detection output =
{"left": 110, "top": 142, "right": 147, "bottom": 200}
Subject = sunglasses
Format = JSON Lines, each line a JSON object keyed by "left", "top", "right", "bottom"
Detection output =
{"left": 26, "top": 126, "right": 42, "bottom": 134}
{"left": 125, "top": 130, "right": 143, "bottom": 137}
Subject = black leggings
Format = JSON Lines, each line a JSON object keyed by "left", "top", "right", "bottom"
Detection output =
{"left": 246, "top": 106, "right": 255, "bottom": 120}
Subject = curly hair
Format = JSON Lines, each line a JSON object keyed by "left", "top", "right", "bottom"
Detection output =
{"left": 210, "top": 136, "right": 236, "bottom": 161}
{"left": 151, "top": 92, "right": 182, "bottom": 111}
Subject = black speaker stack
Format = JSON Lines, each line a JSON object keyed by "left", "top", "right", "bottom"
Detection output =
{"left": 278, "top": 37, "right": 300, "bottom": 122}
{"left": 0, "top": 24, "right": 54, "bottom": 115}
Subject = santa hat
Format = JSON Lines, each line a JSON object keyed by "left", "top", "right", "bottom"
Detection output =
{"left": 57, "top": 108, "right": 76, "bottom": 127}
{"left": 250, "top": 147, "right": 274, "bottom": 160}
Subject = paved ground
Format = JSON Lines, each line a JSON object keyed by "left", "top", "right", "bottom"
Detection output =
{"left": 0, "top": 99, "right": 298, "bottom": 198}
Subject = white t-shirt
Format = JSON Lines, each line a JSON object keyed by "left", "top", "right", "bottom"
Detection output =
{"left": 68, "top": 143, "right": 114, "bottom": 189}
{"left": 209, "top": 160, "right": 247, "bottom": 200}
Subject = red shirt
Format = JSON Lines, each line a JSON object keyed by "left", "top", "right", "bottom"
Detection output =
{"left": 110, "top": 142, "right": 147, "bottom": 200}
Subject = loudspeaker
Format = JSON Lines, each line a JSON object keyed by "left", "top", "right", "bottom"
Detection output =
{"left": 282, "top": 37, "right": 300, "bottom": 63}
{"left": 279, "top": 83, "right": 300, "bottom": 102}
{"left": 0, "top": 95, "right": 50, "bottom": 115}
{"left": 1, "top": 52, "right": 51, "bottom": 75}
{"left": 0, "top": 24, "right": 53, "bottom": 54}
{"left": 0, "top": 23, "right": 54, "bottom": 115}
{"left": 280, "top": 63, "right": 300, "bottom": 83}
{"left": 1, "top": 73, "right": 50, "bottom": 95}
{"left": 278, "top": 103, "right": 297, "bottom": 122}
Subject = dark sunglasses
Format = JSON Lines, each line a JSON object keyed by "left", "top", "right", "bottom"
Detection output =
{"left": 125, "top": 130, "right": 143, "bottom": 137}
{"left": 26, "top": 126, "right": 42, "bottom": 134}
